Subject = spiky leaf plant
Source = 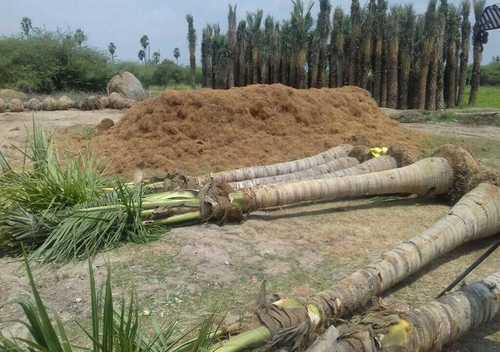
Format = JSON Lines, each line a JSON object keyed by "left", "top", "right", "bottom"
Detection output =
{"left": 0, "top": 258, "right": 221, "bottom": 352}
{"left": 31, "top": 183, "right": 159, "bottom": 263}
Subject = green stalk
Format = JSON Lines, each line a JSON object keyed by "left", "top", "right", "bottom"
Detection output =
{"left": 144, "top": 211, "right": 201, "bottom": 226}
{"left": 209, "top": 327, "right": 271, "bottom": 352}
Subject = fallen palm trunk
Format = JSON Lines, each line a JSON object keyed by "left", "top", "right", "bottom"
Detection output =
{"left": 230, "top": 155, "right": 400, "bottom": 190}
{"left": 200, "top": 145, "right": 478, "bottom": 222}
{"left": 160, "top": 145, "right": 355, "bottom": 191}
{"left": 309, "top": 270, "right": 500, "bottom": 352}
{"left": 213, "top": 182, "right": 500, "bottom": 352}
{"left": 230, "top": 157, "right": 361, "bottom": 190}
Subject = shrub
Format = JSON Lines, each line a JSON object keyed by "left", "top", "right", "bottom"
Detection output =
{"left": 0, "top": 29, "right": 113, "bottom": 93}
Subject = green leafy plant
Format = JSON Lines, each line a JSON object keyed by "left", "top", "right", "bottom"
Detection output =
{"left": 0, "top": 258, "right": 221, "bottom": 352}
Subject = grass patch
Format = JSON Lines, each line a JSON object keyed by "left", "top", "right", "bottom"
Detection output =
{"left": 0, "top": 258, "right": 220, "bottom": 352}
{"left": 463, "top": 86, "right": 500, "bottom": 109}
{"left": 420, "top": 134, "right": 500, "bottom": 170}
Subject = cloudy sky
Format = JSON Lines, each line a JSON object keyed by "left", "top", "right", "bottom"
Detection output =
{"left": 1, "top": 0, "right": 499, "bottom": 64}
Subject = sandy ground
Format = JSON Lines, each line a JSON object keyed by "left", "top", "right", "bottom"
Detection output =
{"left": 0, "top": 110, "right": 499, "bottom": 351}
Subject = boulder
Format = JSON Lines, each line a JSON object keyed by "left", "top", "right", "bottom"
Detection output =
{"left": 80, "top": 96, "right": 99, "bottom": 110}
{"left": 0, "top": 98, "right": 5, "bottom": 113}
{"left": 97, "top": 96, "right": 110, "bottom": 109}
{"left": 9, "top": 98, "right": 24, "bottom": 112}
{"left": 107, "top": 71, "right": 147, "bottom": 100}
{"left": 26, "top": 98, "right": 42, "bottom": 111}
{"left": 96, "top": 118, "right": 115, "bottom": 132}
{"left": 0, "top": 89, "right": 27, "bottom": 101}
{"left": 42, "top": 97, "right": 58, "bottom": 111}
{"left": 58, "top": 95, "right": 75, "bottom": 110}
{"left": 109, "top": 92, "right": 134, "bottom": 109}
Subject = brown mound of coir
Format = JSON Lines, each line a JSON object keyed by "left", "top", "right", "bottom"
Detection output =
{"left": 90, "top": 84, "right": 421, "bottom": 177}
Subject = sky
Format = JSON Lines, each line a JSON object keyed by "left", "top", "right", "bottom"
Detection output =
{"left": 1, "top": 0, "right": 499, "bottom": 65}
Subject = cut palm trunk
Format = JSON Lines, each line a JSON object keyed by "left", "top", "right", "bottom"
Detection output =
{"left": 309, "top": 270, "right": 500, "bottom": 352}
{"left": 230, "top": 153, "right": 405, "bottom": 191}
{"left": 200, "top": 145, "right": 478, "bottom": 222}
{"left": 214, "top": 181, "right": 500, "bottom": 352}
{"left": 174, "top": 144, "right": 354, "bottom": 187}
{"left": 230, "top": 157, "right": 360, "bottom": 190}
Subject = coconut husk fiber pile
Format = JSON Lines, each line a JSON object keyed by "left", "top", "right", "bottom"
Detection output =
{"left": 90, "top": 84, "right": 420, "bottom": 176}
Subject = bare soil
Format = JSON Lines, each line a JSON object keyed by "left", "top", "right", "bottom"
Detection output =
{"left": 0, "top": 109, "right": 499, "bottom": 351}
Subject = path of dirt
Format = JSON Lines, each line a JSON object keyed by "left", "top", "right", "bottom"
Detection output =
{"left": 405, "top": 122, "right": 500, "bottom": 141}
{"left": 0, "top": 110, "right": 123, "bottom": 166}
{"left": 0, "top": 111, "right": 499, "bottom": 351}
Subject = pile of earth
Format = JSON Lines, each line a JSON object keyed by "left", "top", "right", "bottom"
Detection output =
{"left": 89, "top": 84, "right": 421, "bottom": 177}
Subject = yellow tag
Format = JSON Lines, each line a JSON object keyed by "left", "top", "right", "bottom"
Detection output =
{"left": 370, "top": 146, "right": 388, "bottom": 158}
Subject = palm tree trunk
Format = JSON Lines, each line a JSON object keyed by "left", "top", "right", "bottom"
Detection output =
{"left": 215, "top": 182, "right": 500, "bottom": 352}
{"left": 469, "top": 27, "right": 482, "bottom": 106}
{"left": 446, "top": 40, "right": 458, "bottom": 108}
{"left": 457, "top": 0, "right": 471, "bottom": 106}
{"left": 386, "top": 19, "right": 399, "bottom": 108}
{"left": 427, "top": 50, "right": 439, "bottom": 110}
{"left": 231, "top": 155, "right": 400, "bottom": 190}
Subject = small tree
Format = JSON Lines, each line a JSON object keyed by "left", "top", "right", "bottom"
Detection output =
{"left": 74, "top": 28, "right": 87, "bottom": 47}
{"left": 173, "top": 47, "right": 180, "bottom": 64}
{"left": 138, "top": 49, "right": 146, "bottom": 64}
{"left": 21, "top": 17, "right": 33, "bottom": 39}
{"left": 108, "top": 42, "right": 117, "bottom": 62}
{"left": 152, "top": 51, "right": 161, "bottom": 64}
{"left": 140, "top": 34, "right": 150, "bottom": 63}
{"left": 186, "top": 14, "right": 197, "bottom": 88}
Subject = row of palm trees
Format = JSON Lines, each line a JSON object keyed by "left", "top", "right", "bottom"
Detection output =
{"left": 187, "top": 0, "right": 486, "bottom": 110}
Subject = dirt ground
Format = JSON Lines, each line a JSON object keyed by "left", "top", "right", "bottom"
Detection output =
{"left": 0, "top": 110, "right": 499, "bottom": 351}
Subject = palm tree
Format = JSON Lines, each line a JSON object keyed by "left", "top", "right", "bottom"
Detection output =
{"left": 431, "top": 0, "right": 448, "bottom": 111}
{"left": 329, "top": 7, "right": 346, "bottom": 88}
{"left": 108, "top": 42, "right": 117, "bottom": 62}
{"left": 246, "top": 10, "right": 264, "bottom": 84}
{"left": 140, "top": 35, "right": 150, "bottom": 63}
{"left": 173, "top": 48, "right": 180, "bottom": 64}
{"left": 373, "top": 0, "right": 388, "bottom": 104}
{"left": 359, "top": 1, "right": 376, "bottom": 91}
{"left": 348, "top": 0, "right": 362, "bottom": 85}
{"left": 469, "top": 0, "right": 486, "bottom": 106}
{"left": 307, "top": 32, "right": 319, "bottom": 88}
{"left": 316, "top": 0, "right": 332, "bottom": 88}
{"left": 227, "top": 5, "right": 238, "bottom": 88}
{"left": 444, "top": 5, "right": 461, "bottom": 108}
{"left": 386, "top": 7, "right": 401, "bottom": 108}
{"left": 290, "top": 0, "right": 314, "bottom": 89}
{"left": 152, "top": 51, "right": 161, "bottom": 65}
{"left": 74, "top": 28, "right": 87, "bottom": 47}
{"left": 235, "top": 20, "right": 247, "bottom": 86}
{"left": 417, "top": 0, "right": 438, "bottom": 110}
{"left": 186, "top": 15, "right": 197, "bottom": 88}
{"left": 138, "top": 49, "right": 146, "bottom": 64}
{"left": 262, "top": 16, "right": 275, "bottom": 84}
{"left": 457, "top": 0, "right": 471, "bottom": 106}
{"left": 201, "top": 25, "right": 214, "bottom": 88}
{"left": 398, "top": 5, "right": 416, "bottom": 109}
{"left": 20, "top": 17, "right": 33, "bottom": 39}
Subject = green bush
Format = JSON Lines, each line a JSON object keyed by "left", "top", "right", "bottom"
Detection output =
{"left": 480, "top": 62, "right": 500, "bottom": 86}
{"left": 0, "top": 29, "right": 112, "bottom": 93}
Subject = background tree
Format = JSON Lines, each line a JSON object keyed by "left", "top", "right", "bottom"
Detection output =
{"left": 227, "top": 5, "right": 237, "bottom": 88}
{"left": 201, "top": 26, "right": 213, "bottom": 87}
{"left": 290, "top": 0, "right": 313, "bottom": 89}
{"left": 469, "top": 0, "right": 486, "bottom": 106}
{"left": 186, "top": 14, "right": 197, "bottom": 88}
{"left": 348, "top": 0, "right": 361, "bottom": 85}
{"left": 173, "top": 47, "right": 180, "bottom": 64}
{"left": 140, "top": 34, "right": 150, "bottom": 64}
{"left": 108, "top": 42, "right": 117, "bottom": 62}
{"left": 20, "top": 17, "right": 33, "bottom": 39}
{"left": 457, "top": 0, "right": 471, "bottom": 106}
{"left": 386, "top": 7, "right": 400, "bottom": 108}
{"left": 373, "top": 0, "right": 387, "bottom": 104}
{"left": 152, "top": 51, "right": 161, "bottom": 65}
{"left": 398, "top": 5, "right": 416, "bottom": 109}
{"left": 444, "top": 5, "right": 461, "bottom": 108}
{"left": 330, "top": 8, "right": 345, "bottom": 88}
{"left": 315, "top": 0, "right": 331, "bottom": 87}
{"left": 246, "top": 10, "right": 264, "bottom": 84}
{"left": 74, "top": 28, "right": 87, "bottom": 47}
{"left": 138, "top": 49, "right": 146, "bottom": 64}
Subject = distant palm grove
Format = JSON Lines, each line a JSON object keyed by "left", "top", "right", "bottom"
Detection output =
{"left": 190, "top": 0, "right": 488, "bottom": 110}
